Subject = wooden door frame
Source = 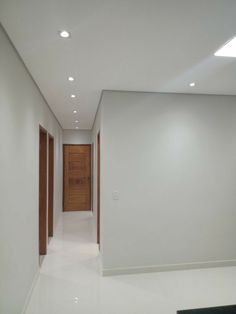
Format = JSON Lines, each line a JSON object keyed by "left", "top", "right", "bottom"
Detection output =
{"left": 91, "top": 142, "right": 94, "bottom": 212}
{"left": 39, "top": 126, "right": 47, "bottom": 256}
{"left": 63, "top": 144, "right": 92, "bottom": 211}
{"left": 48, "top": 134, "right": 54, "bottom": 238}
{"left": 97, "top": 132, "right": 100, "bottom": 245}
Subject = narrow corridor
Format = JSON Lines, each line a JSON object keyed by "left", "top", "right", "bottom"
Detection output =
{"left": 26, "top": 212, "right": 99, "bottom": 313}
{"left": 25, "top": 212, "right": 236, "bottom": 314}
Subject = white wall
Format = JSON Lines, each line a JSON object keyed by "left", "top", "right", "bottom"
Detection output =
{"left": 100, "top": 90, "right": 236, "bottom": 274}
{"left": 63, "top": 129, "right": 91, "bottom": 144}
{"left": 0, "top": 25, "right": 63, "bottom": 313}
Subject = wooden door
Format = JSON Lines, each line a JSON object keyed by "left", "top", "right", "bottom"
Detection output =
{"left": 63, "top": 145, "right": 91, "bottom": 211}
{"left": 48, "top": 135, "right": 54, "bottom": 237}
{"left": 39, "top": 126, "right": 47, "bottom": 255}
{"left": 97, "top": 133, "right": 100, "bottom": 245}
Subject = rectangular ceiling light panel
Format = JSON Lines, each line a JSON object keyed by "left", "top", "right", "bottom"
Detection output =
{"left": 215, "top": 37, "right": 236, "bottom": 57}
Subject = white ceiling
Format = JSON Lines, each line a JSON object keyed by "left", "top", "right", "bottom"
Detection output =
{"left": 1, "top": 0, "right": 236, "bottom": 129}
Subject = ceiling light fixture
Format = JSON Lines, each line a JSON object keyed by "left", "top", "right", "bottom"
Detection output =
{"left": 71, "top": 94, "right": 76, "bottom": 98}
{"left": 73, "top": 110, "right": 77, "bottom": 114}
{"left": 75, "top": 120, "right": 79, "bottom": 123}
{"left": 74, "top": 297, "right": 79, "bottom": 304}
{"left": 214, "top": 37, "right": 236, "bottom": 57}
{"left": 68, "top": 76, "right": 74, "bottom": 81}
{"left": 189, "top": 82, "right": 195, "bottom": 87}
{"left": 59, "top": 30, "right": 70, "bottom": 38}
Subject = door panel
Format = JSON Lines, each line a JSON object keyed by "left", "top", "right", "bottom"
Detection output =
{"left": 64, "top": 145, "right": 91, "bottom": 211}
{"left": 48, "top": 135, "right": 54, "bottom": 237}
{"left": 97, "top": 133, "right": 100, "bottom": 245}
{"left": 39, "top": 127, "right": 47, "bottom": 255}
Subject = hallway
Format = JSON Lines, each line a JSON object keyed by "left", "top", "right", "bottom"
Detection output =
{"left": 25, "top": 212, "right": 236, "bottom": 314}
{"left": 2, "top": 3, "right": 236, "bottom": 313}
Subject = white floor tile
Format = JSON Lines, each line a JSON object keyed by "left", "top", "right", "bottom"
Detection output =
{"left": 25, "top": 211, "right": 236, "bottom": 314}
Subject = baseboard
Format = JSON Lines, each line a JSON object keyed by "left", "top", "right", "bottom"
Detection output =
{"left": 21, "top": 269, "right": 40, "bottom": 314}
{"left": 102, "top": 259, "right": 236, "bottom": 276}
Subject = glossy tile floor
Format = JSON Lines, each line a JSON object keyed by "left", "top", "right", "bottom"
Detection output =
{"left": 26, "top": 212, "right": 236, "bottom": 314}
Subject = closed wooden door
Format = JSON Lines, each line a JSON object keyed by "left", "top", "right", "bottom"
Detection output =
{"left": 97, "top": 133, "right": 100, "bottom": 245}
{"left": 48, "top": 135, "right": 54, "bottom": 237}
{"left": 39, "top": 126, "right": 47, "bottom": 255}
{"left": 64, "top": 145, "right": 91, "bottom": 211}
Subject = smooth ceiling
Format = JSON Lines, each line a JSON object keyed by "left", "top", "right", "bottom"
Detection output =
{"left": 0, "top": 0, "right": 236, "bottom": 129}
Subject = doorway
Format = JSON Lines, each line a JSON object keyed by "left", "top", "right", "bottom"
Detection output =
{"left": 48, "top": 134, "right": 54, "bottom": 238}
{"left": 97, "top": 132, "right": 100, "bottom": 245}
{"left": 39, "top": 126, "right": 47, "bottom": 256}
{"left": 63, "top": 144, "right": 91, "bottom": 211}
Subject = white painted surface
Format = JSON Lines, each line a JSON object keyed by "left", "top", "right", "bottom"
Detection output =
{"left": 100, "top": 91, "right": 236, "bottom": 272}
{"left": 1, "top": 1, "right": 236, "bottom": 128}
{"left": 25, "top": 211, "right": 236, "bottom": 314}
{"left": 63, "top": 130, "right": 91, "bottom": 144}
{"left": 0, "top": 25, "right": 63, "bottom": 314}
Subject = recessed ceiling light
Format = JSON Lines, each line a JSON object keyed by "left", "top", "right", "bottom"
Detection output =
{"left": 68, "top": 76, "right": 74, "bottom": 82}
{"left": 189, "top": 82, "right": 195, "bottom": 87}
{"left": 75, "top": 120, "right": 79, "bottom": 123}
{"left": 73, "top": 110, "right": 77, "bottom": 114}
{"left": 71, "top": 94, "right": 76, "bottom": 98}
{"left": 215, "top": 37, "right": 236, "bottom": 57}
{"left": 59, "top": 30, "right": 70, "bottom": 38}
{"left": 75, "top": 126, "right": 79, "bottom": 129}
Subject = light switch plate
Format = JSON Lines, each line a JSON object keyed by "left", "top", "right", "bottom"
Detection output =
{"left": 112, "top": 190, "right": 120, "bottom": 200}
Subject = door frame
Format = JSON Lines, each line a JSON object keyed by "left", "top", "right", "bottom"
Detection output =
{"left": 63, "top": 144, "right": 92, "bottom": 211}
{"left": 48, "top": 134, "right": 54, "bottom": 238}
{"left": 91, "top": 142, "right": 94, "bottom": 212}
{"left": 97, "top": 132, "right": 100, "bottom": 245}
{"left": 39, "top": 126, "right": 47, "bottom": 256}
